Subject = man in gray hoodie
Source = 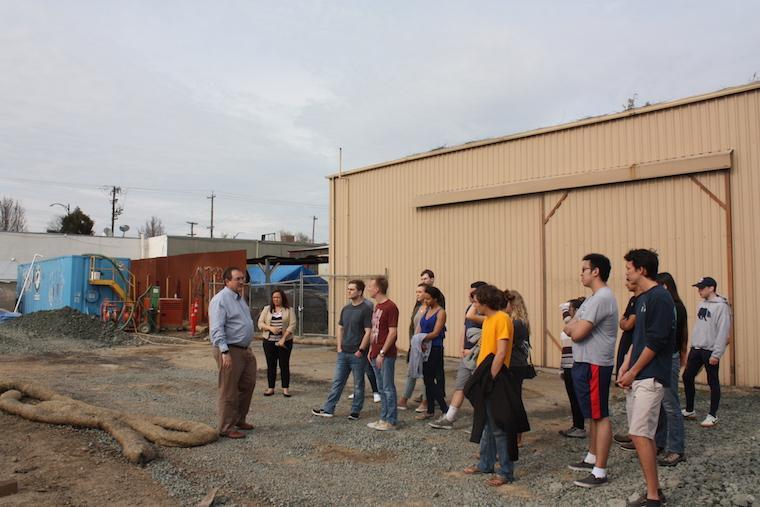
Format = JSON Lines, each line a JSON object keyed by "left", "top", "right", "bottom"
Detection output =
{"left": 681, "top": 276, "right": 731, "bottom": 428}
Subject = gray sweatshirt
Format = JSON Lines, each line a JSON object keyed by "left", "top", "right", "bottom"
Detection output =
{"left": 690, "top": 295, "right": 731, "bottom": 359}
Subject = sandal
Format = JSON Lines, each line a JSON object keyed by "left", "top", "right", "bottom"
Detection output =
{"left": 463, "top": 465, "right": 484, "bottom": 475}
{"left": 487, "top": 475, "right": 512, "bottom": 487}
{"left": 263, "top": 389, "right": 275, "bottom": 396}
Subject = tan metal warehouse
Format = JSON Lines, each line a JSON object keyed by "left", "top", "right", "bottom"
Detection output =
{"left": 328, "top": 82, "right": 760, "bottom": 388}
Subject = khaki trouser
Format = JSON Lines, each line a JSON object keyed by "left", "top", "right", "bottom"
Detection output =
{"left": 626, "top": 378, "right": 664, "bottom": 440}
{"left": 212, "top": 346, "right": 257, "bottom": 434}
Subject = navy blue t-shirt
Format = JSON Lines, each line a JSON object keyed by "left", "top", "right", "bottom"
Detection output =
{"left": 630, "top": 284, "right": 676, "bottom": 387}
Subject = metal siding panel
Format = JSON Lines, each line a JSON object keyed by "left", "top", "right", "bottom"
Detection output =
{"left": 544, "top": 175, "right": 730, "bottom": 378}
{"left": 332, "top": 89, "right": 760, "bottom": 384}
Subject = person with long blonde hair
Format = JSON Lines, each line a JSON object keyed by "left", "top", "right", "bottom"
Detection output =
{"left": 506, "top": 290, "right": 533, "bottom": 447}
{"left": 506, "top": 290, "right": 533, "bottom": 382}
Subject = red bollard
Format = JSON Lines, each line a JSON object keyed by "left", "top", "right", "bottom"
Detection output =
{"left": 190, "top": 300, "right": 198, "bottom": 336}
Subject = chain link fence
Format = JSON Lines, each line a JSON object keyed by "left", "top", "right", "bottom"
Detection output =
{"left": 208, "top": 272, "right": 384, "bottom": 339}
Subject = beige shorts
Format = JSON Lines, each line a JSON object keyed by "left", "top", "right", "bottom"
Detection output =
{"left": 625, "top": 378, "right": 664, "bottom": 440}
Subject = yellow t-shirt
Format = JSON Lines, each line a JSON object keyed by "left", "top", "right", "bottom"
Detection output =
{"left": 476, "top": 311, "right": 514, "bottom": 368}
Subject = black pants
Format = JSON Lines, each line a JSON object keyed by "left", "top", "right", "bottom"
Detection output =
{"left": 262, "top": 339, "right": 293, "bottom": 389}
{"left": 436, "top": 347, "right": 446, "bottom": 398}
{"left": 365, "top": 355, "right": 379, "bottom": 393}
{"left": 423, "top": 346, "right": 448, "bottom": 415}
{"left": 615, "top": 333, "right": 633, "bottom": 376}
{"left": 683, "top": 347, "right": 721, "bottom": 416}
{"left": 563, "top": 367, "right": 585, "bottom": 430}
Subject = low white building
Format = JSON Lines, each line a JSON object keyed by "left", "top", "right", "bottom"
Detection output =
{"left": 0, "top": 231, "right": 322, "bottom": 280}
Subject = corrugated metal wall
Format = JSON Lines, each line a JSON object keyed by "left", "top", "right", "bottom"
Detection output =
{"left": 543, "top": 173, "right": 730, "bottom": 385}
{"left": 331, "top": 86, "right": 760, "bottom": 387}
{"left": 131, "top": 249, "right": 247, "bottom": 322}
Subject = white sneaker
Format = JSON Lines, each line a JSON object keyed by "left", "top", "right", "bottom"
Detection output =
{"left": 681, "top": 409, "right": 696, "bottom": 419}
{"left": 367, "top": 420, "right": 381, "bottom": 429}
{"left": 348, "top": 393, "right": 355, "bottom": 399}
{"left": 700, "top": 414, "right": 718, "bottom": 427}
{"left": 373, "top": 393, "right": 381, "bottom": 403}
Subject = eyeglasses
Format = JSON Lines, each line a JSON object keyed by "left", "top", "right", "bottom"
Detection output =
{"left": 232, "top": 277, "right": 245, "bottom": 281}
{"left": 581, "top": 267, "right": 593, "bottom": 274}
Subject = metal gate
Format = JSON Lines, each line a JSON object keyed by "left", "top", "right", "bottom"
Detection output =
{"left": 207, "top": 271, "right": 384, "bottom": 339}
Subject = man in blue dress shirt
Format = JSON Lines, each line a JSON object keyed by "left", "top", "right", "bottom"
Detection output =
{"left": 210, "top": 267, "right": 256, "bottom": 438}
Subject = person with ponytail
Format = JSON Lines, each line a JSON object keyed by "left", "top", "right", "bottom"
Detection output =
{"left": 506, "top": 290, "right": 533, "bottom": 383}
{"left": 415, "top": 285, "right": 448, "bottom": 421}
{"left": 463, "top": 284, "right": 517, "bottom": 486}
{"left": 653, "top": 272, "right": 687, "bottom": 467}
{"left": 506, "top": 290, "right": 533, "bottom": 446}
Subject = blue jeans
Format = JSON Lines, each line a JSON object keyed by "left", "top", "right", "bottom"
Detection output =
{"left": 323, "top": 352, "right": 366, "bottom": 414}
{"left": 371, "top": 356, "right": 398, "bottom": 425}
{"left": 402, "top": 374, "right": 425, "bottom": 400}
{"left": 655, "top": 352, "right": 685, "bottom": 454}
{"left": 477, "top": 399, "right": 514, "bottom": 480}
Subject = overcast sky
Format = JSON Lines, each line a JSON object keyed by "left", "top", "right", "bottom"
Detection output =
{"left": 1, "top": 1, "right": 758, "bottom": 241}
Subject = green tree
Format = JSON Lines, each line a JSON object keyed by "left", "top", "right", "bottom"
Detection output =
{"left": 60, "top": 207, "right": 94, "bottom": 235}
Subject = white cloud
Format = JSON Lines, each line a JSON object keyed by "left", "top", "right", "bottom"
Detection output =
{"left": 0, "top": 0, "right": 758, "bottom": 243}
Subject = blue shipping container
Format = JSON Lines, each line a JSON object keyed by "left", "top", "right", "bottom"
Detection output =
{"left": 16, "top": 255, "right": 131, "bottom": 315}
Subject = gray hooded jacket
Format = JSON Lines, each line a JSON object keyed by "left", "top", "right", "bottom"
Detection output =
{"left": 690, "top": 295, "right": 731, "bottom": 359}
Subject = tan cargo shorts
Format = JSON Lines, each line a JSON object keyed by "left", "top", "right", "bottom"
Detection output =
{"left": 625, "top": 378, "right": 664, "bottom": 440}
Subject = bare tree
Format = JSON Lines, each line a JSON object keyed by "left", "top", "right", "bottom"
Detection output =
{"left": 294, "top": 231, "right": 311, "bottom": 243}
{"left": 0, "top": 197, "right": 28, "bottom": 232}
{"left": 46, "top": 215, "right": 64, "bottom": 233}
{"left": 278, "top": 229, "right": 311, "bottom": 243}
{"left": 139, "top": 216, "right": 166, "bottom": 238}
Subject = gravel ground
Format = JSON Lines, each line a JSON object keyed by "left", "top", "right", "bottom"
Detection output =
{"left": 1, "top": 322, "right": 758, "bottom": 506}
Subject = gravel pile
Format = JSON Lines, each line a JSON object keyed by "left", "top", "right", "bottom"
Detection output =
{"left": 0, "top": 307, "right": 140, "bottom": 353}
{"left": 3, "top": 343, "right": 758, "bottom": 506}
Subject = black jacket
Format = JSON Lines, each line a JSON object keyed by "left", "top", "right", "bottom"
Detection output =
{"left": 464, "top": 354, "right": 530, "bottom": 461}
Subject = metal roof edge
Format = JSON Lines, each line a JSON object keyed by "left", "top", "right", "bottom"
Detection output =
{"left": 326, "top": 81, "right": 760, "bottom": 180}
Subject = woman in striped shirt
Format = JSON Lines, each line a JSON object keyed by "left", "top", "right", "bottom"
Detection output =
{"left": 258, "top": 289, "right": 297, "bottom": 397}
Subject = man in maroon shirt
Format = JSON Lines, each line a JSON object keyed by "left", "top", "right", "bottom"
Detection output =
{"left": 366, "top": 276, "right": 400, "bottom": 431}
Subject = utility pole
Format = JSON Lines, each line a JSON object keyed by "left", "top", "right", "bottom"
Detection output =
{"left": 311, "top": 215, "right": 318, "bottom": 243}
{"left": 109, "top": 186, "right": 123, "bottom": 236}
{"left": 207, "top": 191, "right": 216, "bottom": 238}
{"left": 186, "top": 221, "right": 198, "bottom": 237}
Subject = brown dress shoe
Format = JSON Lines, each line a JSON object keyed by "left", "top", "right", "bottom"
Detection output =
{"left": 236, "top": 422, "right": 255, "bottom": 430}
{"left": 221, "top": 430, "right": 246, "bottom": 439}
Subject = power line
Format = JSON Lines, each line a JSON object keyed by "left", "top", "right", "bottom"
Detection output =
{"left": 1, "top": 176, "right": 328, "bottom": 209}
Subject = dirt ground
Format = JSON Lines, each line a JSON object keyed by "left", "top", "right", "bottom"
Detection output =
{"left": 1, "top": 338, "right": 759, "bottom": 506}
